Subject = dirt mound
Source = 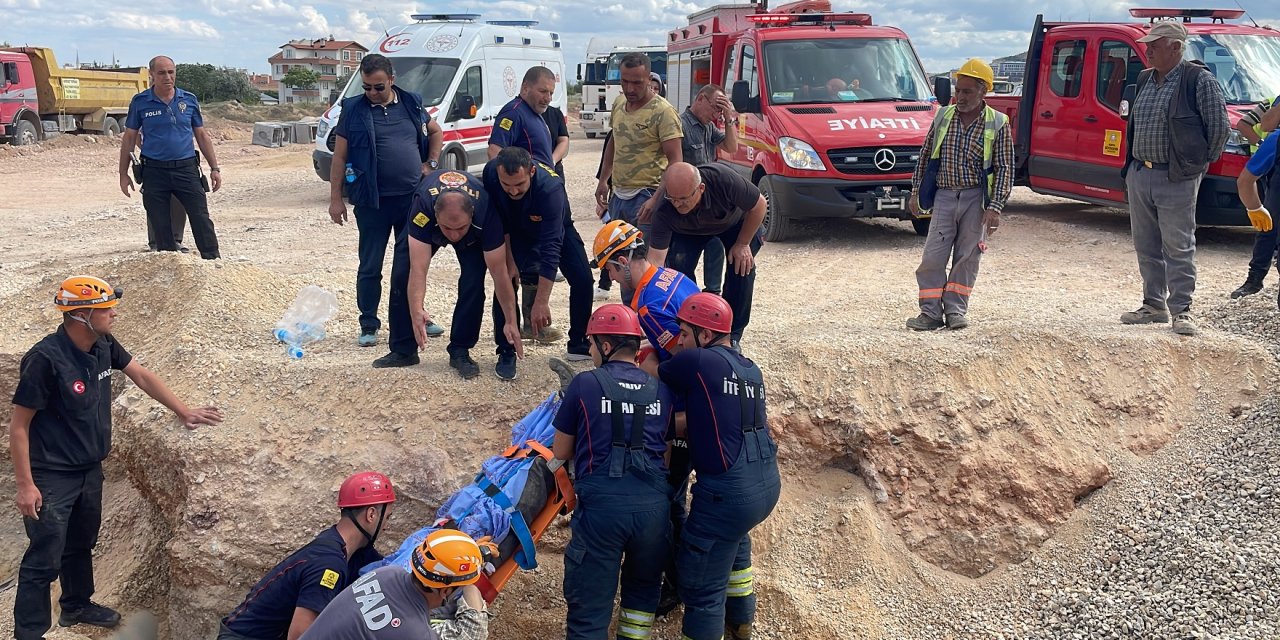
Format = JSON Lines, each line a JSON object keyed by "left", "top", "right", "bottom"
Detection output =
{"left": 203, "top": 101, "right": 327, "bottom": 124}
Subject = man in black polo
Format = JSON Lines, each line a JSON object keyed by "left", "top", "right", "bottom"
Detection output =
{"left": 11, "top": 276, "right": 222, "bottom": 640}
{"left": 648, "top": 162, "right": 766, "bottom": 349}
{"left": 118, "top": 55, "right": 221, "bottom": 259}
{"left": 378, "top": 170, "right": 523, "bottom": 379}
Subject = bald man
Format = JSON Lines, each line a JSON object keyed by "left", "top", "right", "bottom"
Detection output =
{"left": 646, "top": 162, "right": 766, "bottom": 349}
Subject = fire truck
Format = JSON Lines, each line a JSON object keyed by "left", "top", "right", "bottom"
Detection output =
{"left": 667, "top": 0, "right": 937, "bottom": 240}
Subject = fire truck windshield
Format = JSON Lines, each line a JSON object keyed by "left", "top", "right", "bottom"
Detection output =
{"left": 1183, "top": 33, "right": 1280, "bottom": 104}
{"left": 341, "top": 57, "right": 462, "bottom": 107}
{"left": 762, "top": 38, "right": 930, "bottom": 105}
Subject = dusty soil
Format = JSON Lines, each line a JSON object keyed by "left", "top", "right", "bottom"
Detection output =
{"left": 0, "top": 109, "right": 1275, "bottom": 639}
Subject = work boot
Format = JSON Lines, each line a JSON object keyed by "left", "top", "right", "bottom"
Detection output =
{"left": 1172, "top": 312, "right": 1199, "bottom": 336}
{"left": 449, "top": 352, "right": 481, "bottom": 379}
{"left": 59, "top": 602, "right": 121, "bottom": 629}
{"left": 1230, "top": 276, "right": 1264, "bottom": 299}
{"left": 1119, "top": 304, "right": 1170, "bottom": 325}
{"left": 372, "top": 351, "right": 419, "bottom": 368}
{"left": 906, "top": 313, "right": 945, "bottom": 331}
{"left": 725, "top": 622, "right": 753, "bottom": 640}
{"left": 945, "top": 313, "right": 969, "bottom": 330}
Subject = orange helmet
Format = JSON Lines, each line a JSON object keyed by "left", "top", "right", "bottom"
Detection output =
{"left": 587, "top": 303, "right": 644, "bottom": 337}
{"left": 590, "top": 220, "right": 644, "bottom": 269}
{"left": 411, "top": 530, "right": 486, "bottom": 589}
{"left": 55, "top": 276, "right": 121, "bottom": 312}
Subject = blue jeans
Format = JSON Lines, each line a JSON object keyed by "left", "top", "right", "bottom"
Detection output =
{"left": 563, "top": 473, "right": 671, "bottom": 640}
{"left": 608, "top": 189, "right": 655, "bottom": 304}
{"left": 677, "top": 444, "right": 781, "bottom": 640}
{"left": 702, "top": 238, "right": 726, "bottom": 294}
{"left": 666, "top": 221, "right": 763, "bottom": 342}
{"left": 354, "top": 193, "right": 413, "bottom": 333}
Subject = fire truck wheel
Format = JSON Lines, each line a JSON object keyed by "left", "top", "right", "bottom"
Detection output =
{"left": 758, "top": 175, "right": 790, "bottom": 242}
{"left": 14, "top": 120, "right": 38, "bottom": 146}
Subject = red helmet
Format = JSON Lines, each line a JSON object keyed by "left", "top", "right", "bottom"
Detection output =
{"left": 338, "top": 471, "right": 396, "bottom": 508}
{"left": 677, "top": 293, "right": 733, "bottom": 334}
{"left": 587, "top": 303, "right": 644, "bottom": 337}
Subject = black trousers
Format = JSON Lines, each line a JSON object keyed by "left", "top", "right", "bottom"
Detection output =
{"left": 146, "top": 196, "right": 187, "bottom": 251}
{"left": 503, "top": 217, "right": 594, "bottom": 353}
{"left": 354, "top": 194, "right": 414, "bottom": 333}
{"left": 666, "top": 220, "right": 763, "bottom": 341}
{"left": 388, "top": 230, "right": 501, "bottom": 357}
{"left": 14, "top": 465, "right": 104, "bottom": 640}
{"left": 141, "top": 160, "right": 219, "bottom": 259}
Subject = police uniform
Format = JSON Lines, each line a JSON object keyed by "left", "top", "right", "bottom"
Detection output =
{"left": 385, "top": 170, "right": 506, "bottom": 360}
{"left": 220, "top": 527, "right": 383, "bottom": 640}
{"left": 488, "top": 97, "right": 554, "bottom": 166}
{"left": 553, "top": 360, "right": 674, "bottom": 640}
{"left": 482, "top": 160, "right": 593, "bottom": 356}
{"left": 124, "top": 87, "right": 220, "bottom": 258}
{"left": 11, "top": 326, "right": 133, "bottom": 639}
{"left": 658, "top": 347, "right": 780, "bottom": 640}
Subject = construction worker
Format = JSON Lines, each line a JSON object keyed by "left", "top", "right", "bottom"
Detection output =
{"left": 552, "top": 303, "right": 675, "bottom": 640}
{"left": 1230, "top": 96, "right": 1280, "bottom": 299}
{"left": 376, "top": 169, "right": 523, "bottom": 379}
{"left": 299, "top": 529, "right": 495, "bottom": 640}
{"left": 1237, "top": 110, "right": 1280, "bottom": 308}
{"left": 658, "top": 293, "right": 780, "bottom": 640}
{"left": 118, "top": 55, "right": 221, "bottom": 259}
{"left": 483, "top": 147, "right": 593, "bottom": 362}
{"left": 906, "top": 58, "right": 1014, "bottom": 331}
{"left": 11, "top": 276, "right": 223, "bottom": 640}
{"left": 219, "top": 472, "right": 397, "bottom": 640}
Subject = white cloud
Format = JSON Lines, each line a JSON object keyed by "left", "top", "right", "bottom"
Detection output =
{"left": 103, "top": 13, "right": 221, "bottom": 40}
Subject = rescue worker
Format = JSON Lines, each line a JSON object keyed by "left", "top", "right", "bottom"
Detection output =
{"left": 1236, "top": 110, "right": 1280, "bottom": 309}
{"left": 484, "top": 147, "right": 593, "bottom": 362}
{"left": 1119, "top": 21, "right": 1229, "bottom": 335}
{"left": 219, "top": 472, "right": 397, "bottom": 640}
{"left": 299, "top": 530, "right": 495, "bottom": 640}
{"left": 552, "top": 304, "right": 675, "bottom": 640}
{"left": 649, "top": 163, "right": 766, "bottom": 349}
{"left": 11, "top": 276, "right": 223, "bottom": 640}
{"left": 657, "top": 294, "right": 780, "bottom": 640}
{"left": 906, "top": 58, "right": 1014, "bottom": 331}
{"left": 328, "top": 53, "right": 446, "bottom": 347}
{"left": 118, "top": 55, "right": 221, "bottom": 259}
{"left": 487, "top": 66, "right": 557, "bottom": 166}
{"left": 378, "top": 169, "right": 523, "bottom": 379}
{"left": 676, "top": 84, "right": 740, "bottom": 296}
{"left": 1229, "top": 96, "right": 1280, "bottom": 299}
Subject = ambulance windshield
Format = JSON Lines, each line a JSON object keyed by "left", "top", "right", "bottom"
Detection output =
{"left": 341, "top": 57, "right": 462, "bottom": 107}
{"left": 762, "top": 38, "right": 930, "bottom": 105}
{"left": 1183, "top": 33, "right": 1280, "bottom": 105}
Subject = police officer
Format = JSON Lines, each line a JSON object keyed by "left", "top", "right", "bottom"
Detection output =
{"left": 658, "top": 293, "right": 780, "bottom": 640}
{"left": 485, "top": 147, "right": 593, "bottom": 364}
{"left": 219, "top": 472, "right": 396, "bottom": 640}
{"left": 377, "top": 170, "right": 522, "bottom": 379}
{"left": 118, "top": 55, "right": 221, "bottom": 259}
{"left": 552, "top": 304, "right": 674, "bottom": 640}
{"left": 11, "top": 276, "right": 222, "bottom": 640}
{"left": 487, "top": 66, "right": 557, "bottom": 166}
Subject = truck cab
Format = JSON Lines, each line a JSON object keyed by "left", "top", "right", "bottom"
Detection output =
{"left": 987, "top": 9, "right": 1280, "bottom": 225}
{"left": 0, "top": 51, "right": 39, "bottom": 145}
{"left": 668, "top": 0, "right": 936, "bottom": 240}
{"left": 579, "top": 45, "right": 667, "bottom": 138}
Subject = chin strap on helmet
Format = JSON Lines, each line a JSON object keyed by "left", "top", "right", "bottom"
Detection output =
{"left": 69, "top": 309, "right": 102, "bottom": 340}
{"left": 348, "top": 503, "right": 390, "bottom": 547}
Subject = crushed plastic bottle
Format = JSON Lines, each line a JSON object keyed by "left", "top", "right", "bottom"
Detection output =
{"left": 273, "top": 285, "right": 338, "bottom": 359}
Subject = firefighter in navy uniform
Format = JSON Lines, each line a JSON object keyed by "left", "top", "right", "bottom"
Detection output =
{"left": 10, "top": 276, "right": 222, "bottom": 640}
{"left": 657, "top": 293, "right": 780, "bottom": 640}
{"left": 118, "top": 55, "right": 222, "bottom": 258}
{"left": 378, "top": 170, "right": 523, "bottom": 378}
{"left": 219, "top": 472, "right": 396, "bottom": 640}
{"left": 552, "top": 304, "right": 675, "bottom": 640}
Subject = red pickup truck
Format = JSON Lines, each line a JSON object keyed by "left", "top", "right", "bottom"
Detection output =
{"left": 984, "top": 9, "right": 1280, "bottom": 225}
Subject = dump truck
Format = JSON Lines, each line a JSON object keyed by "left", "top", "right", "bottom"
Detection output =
{"left": 0, "top": 46, "right": 148, "bottom": 145}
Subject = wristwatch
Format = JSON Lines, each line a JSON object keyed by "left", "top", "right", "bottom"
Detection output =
{"left": 428, "top": 159, "right": 439, "bottom": 170}
{"left": 727, "top": 117, "right": 740, "bottom": 126}
{"left": 209, "top": 167, "right": 220, "bottom": 173}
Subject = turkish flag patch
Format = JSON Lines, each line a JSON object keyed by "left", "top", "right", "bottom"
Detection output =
{"left": 72, "top": 381, "right": 86, "bottom": 394}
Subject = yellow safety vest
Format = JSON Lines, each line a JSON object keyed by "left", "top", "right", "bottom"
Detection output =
{"left": 929, "top": 104, "right": 1007, "bottom": 202}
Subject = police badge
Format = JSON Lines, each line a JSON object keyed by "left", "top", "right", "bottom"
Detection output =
{"left": 179, "top": 102, "right": 187, "bottom": 113}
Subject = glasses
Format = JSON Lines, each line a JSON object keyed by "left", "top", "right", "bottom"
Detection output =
{"left": 362, "top": 83, "right": 387, "bottom": 92}
{"left": 664, "top": 185, "right": 701, "bottom": 204}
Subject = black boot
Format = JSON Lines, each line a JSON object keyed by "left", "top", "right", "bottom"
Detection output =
{"left": 1230, "top": 276, "right": 1264, "bottom": 299}
{"left": 59, "top": 602, "right": 121, "bottom": 629}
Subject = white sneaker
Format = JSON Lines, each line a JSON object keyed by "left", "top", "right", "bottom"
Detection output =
{"left": 593, "top": 287, "right": 610, "bottom": 301}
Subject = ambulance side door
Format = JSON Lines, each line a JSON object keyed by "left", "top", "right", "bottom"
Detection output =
{"left": 443, "top": 59, "right": 488, "bottom": 172}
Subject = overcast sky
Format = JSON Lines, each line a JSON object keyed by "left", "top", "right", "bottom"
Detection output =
{"left": 4, "top": 0, "right": 1277, "bottom": 80}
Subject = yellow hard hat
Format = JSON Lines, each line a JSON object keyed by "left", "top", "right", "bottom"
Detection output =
{"left": 955, "top": 59, "right": 995, "bottom": 89}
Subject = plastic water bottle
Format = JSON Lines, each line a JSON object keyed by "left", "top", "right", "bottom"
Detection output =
{"left": 344, "top": 163, "right": 355, "bottom": 184}
{"left": 273, "top": 286, "right": 338, "bottom": 358}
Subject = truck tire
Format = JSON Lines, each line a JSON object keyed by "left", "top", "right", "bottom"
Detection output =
{"left": 758, "top": 176, "right": 790, "bottom": 242}
{"left": 103, "top": 117, "right": 121, "bottom": 138}
{"left": 13, "top": 120, "right": 38, "bottom": 146}
{"left": 442, "top": 149, "right": 466, "bottom": 171}
{"left": 586, "top": 131, "right": 597, "bottom": 139}
{"left": 911, "top": 217, "right": 931, "bottom": 236}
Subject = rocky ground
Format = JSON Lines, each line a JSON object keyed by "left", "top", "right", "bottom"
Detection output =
{"left": 0, "top": 105, "right": 1276, "bottom": 639}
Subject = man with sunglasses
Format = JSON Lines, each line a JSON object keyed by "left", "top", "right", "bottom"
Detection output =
{"left": 646, "top": 162, "right": 765, "bottom": 350}
{"left": 330, "top": 54, "right": 445, "bottom": 350}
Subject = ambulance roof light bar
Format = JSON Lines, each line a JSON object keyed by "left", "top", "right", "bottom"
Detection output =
{"left": 412, "top": 13, "right": 481, "bottom": 22}
{"left": 1128, "top": 8, "right": 1245, "bottom": 23}
{"left": 746, "top": 12, "right": 872, "bottom": 26}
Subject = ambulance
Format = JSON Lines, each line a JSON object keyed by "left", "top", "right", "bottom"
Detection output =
{"left": 313, "top": 14, "right": 567, "bottom": 181}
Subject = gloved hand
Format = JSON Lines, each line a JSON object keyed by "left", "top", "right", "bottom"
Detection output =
{"left": 1247, "top": 206, "right": 1273, "bottom": 232}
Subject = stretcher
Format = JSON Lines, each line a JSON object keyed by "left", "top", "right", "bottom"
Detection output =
{"left": 362, "top": 392, "right": 577, "bottom": 604}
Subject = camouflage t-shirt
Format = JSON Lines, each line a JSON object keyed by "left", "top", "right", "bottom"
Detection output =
{"left": 610, "top": 94, "right": 683, "bottom": 190}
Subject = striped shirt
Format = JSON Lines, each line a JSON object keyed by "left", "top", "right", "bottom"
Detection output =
{"left": 1130, "top": 61, "right": 1230, "bottom": 164}
{"left": 910, "top": 105, "right": 1016, "bottom": 212}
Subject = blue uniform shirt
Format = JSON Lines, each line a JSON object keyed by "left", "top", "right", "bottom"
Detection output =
{"left": 222, "top": 526, "right": 383, "bottom": 639}
{"left": 406, "top": 170, "right": 505, "bottom": 252}
{"left": 659, "top": 347, "right": 768, "bottom": 476}
{"left": 125, "top": 87, "right": 202, "bottom": 161}
{"left": 488, "top": 97, "right": 554, "bottom": 166}
{"left": 554, "top": 360, "right": 673, "bottom": 478}
{"left": 482, "top": 161, "right": 566, "bottom": 281}
{"left": 629, "top": 265, "right": 700, "bottom": 361}
{"left": 1246, "top": 130, "right": 1277, "bottom": 178}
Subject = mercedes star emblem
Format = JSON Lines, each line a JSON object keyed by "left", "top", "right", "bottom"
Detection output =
{"left": 874, "top": 148, "right": 896, "bottom": 171}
